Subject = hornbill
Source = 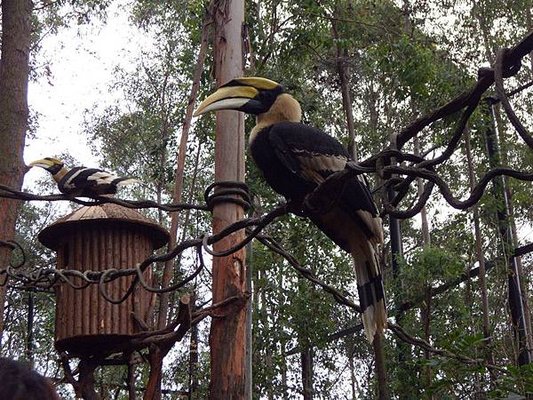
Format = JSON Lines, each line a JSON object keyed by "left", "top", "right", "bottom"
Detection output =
{"left": 194, "top": 77, "right": 386, "bottom": 341}
{"left": 29, "top": 157, "right": 137, "bottom": 197}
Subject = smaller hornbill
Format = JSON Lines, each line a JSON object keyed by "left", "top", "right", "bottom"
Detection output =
{"left": 194, "top": 77, "right": 386, "bottom": 341}
{"left": 29, "top": 157, "right": 137, "bottom": 197}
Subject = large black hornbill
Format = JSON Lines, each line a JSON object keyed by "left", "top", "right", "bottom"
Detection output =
{"left": 194, "top": 77, "right": 386, "bottom": 340}
{"left": 29, "top": 157, "right": 138, "bottom": 197}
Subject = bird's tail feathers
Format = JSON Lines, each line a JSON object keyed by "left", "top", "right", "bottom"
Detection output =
{"left": 115, "top": 177, "right": 140, "bottom": 187}
{"left": 351, "top": 241, "right": 387, "bottom": 342}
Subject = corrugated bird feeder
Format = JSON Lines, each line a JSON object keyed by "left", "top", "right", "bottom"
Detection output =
{"left": 38, "top": 203, "right": 169, "bottom": 357}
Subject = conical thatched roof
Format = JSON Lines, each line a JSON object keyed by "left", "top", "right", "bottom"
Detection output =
{"left": 38, "top": 203, "right": 169, "bottom": 250}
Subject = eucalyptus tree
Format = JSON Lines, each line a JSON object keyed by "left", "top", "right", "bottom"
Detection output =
{"left": 5, "top": 0, "right": 532, "bottom": 398}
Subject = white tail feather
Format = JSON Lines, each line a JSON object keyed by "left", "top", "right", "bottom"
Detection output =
{"left": 116, "top": 178, "right": 139, "bottom": 186}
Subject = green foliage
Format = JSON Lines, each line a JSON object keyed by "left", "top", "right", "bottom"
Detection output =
{"left": 11, "top": 0, "right": 533, "bottom": 398}
{"left": 489, "top": 364, "right": 533, "bottom": 398}
{"left": 396, "top": 245, "right": 465, "bottom": 300}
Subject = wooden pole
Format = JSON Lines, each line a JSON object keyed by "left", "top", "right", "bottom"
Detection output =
{"left": 209, "top": 0, "right": 247, "bottom": 399}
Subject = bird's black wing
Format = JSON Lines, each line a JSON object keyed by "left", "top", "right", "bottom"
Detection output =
{"left": 266, "top": 121, "right": 378, "bottom": 216}
{"left": 58, "top": 167, "right": 119, "bottom": 195}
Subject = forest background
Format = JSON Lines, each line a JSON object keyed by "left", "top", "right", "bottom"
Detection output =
{"left": 1, "top": 0, "right": 533, "bottom": 398}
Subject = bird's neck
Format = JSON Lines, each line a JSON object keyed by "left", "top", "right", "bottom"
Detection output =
{"left": 250, "top": 93, "right": 302, "bottom": 143}
{"left": 52, "top": 166, "right": 69, "bottom": 183}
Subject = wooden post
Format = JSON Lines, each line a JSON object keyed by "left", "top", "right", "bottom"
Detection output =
{"left": 209, "top": 0, "right": 247, "bottom": 399}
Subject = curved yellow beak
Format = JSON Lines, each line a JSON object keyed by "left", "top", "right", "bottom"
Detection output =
{"left": 193, "top": 86, "right": 259, "bottom": 116}
{"left": 194, "top": 77, "right": 281, "bottom": 117}
{"left": 29, "top": 158, "right": 58, "bottom": 169}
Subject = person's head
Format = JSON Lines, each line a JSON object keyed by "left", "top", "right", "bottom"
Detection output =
{"left": 0, "top": 358, "right": 60, "bottom": 399}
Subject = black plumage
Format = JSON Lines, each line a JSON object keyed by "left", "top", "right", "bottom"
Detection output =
{"left": 249, "top": 121, "right": 379, "bottom": 240}
{"left": 195, "top": 77, "right": 387, "bottom": 340}
{"left": 29, "top": 157, "right": 137, "bottom": 197}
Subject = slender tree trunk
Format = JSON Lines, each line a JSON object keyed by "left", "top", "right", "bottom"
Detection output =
{"left": 415, "top": 139, "right": 430, "bottom": 247}
{"left": 301, "top": 347, "right": 313, "bottom": 400}
{"left": 26, "top": 290, "right": 35, "bottom": 364}
{"left": 0, "top": 0, "right": 32, "bottom": 342}
{"left": 484, "top": 100, "right": 530, "bottom": 365}
{"left": 465, "top": 130, "right": 494, "bottom": 370}
{"left": 414, "top": 137, "right": 433, "bottom": 394}
{"left": 281, "top": 357, "right": 288, "bottom": 400}
{"left": 144, "top": 8, "right": 213, "bottom": 398}
{"left": 245, "top": 242, "right": 253, "bottom": 400}
{"left": 208, "top": 1, "right": 247, "bottom": 398}
{"left": 348, "top": 347, "right": 357, "bottom": 399}
{"left": 188, "top": 294, "right": 198, "bottom": 400}
{"left": 158, "top": 1, "right": 213, "bottom": 330}
{"left": 330, "top": 8, "right": 358, "bottom": 160}
{"left": 477, "top": 2, "right": 532, "bottom": 366}
{"left": 144, "top": 345, "right": 164, "bottom": 400}
{"left": 127, "top": 357, "right": 137, "bottom": 400}
{"left": 373, "top": 334, "right": 390, "bottom": 400}
{"left": 492, "top": 103, "right": 533, "bottom": 358}
{"left": 265, "top": 350, "right": 274, "bottom": 400}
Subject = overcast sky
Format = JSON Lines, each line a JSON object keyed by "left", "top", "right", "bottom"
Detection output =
{"left": 25, "top": 1, "right": 139, "bottom": 187}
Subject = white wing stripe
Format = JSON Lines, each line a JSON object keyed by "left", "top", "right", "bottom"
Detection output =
{"left": 63, "top": 169, "right": 85, "bottom": 189}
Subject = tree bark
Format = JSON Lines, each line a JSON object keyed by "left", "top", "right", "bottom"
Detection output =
{"left": 301, "top": 347, "right": 313, "bottom": 400}
{"left": 330, "top": 8, "right": 358, "bottom": 160}
{"left": 208, "top": 0, "right": 247, "bottom": 399}
{"left": 244, "top": 242, "right": 253, "bottom": 400}
{"left": 188, "top": 296, "right": 199, "bottom": 400}
{"left": 78, "top": 359, "right": 100, "bottom": 400}
{"left": 373, "top": 334, "right": 390, "bottom": 400}
{"left": 464, "top": 129, "right": 494, "bottom": 369}
{"left": 158, "top": 2, "right": 213, "bottom": 331}
{"left": 414, "top": 137, "right": 433, "bottom": 394}
{"left": 144, "top": 345, "right": 164, "bottom": 400}
{"left": 143, "top": 8, "right": 213, "bottom": 398}
{"left": 127, "top": 357, "right": 137, "bottom": 400}
{"left": 0, "top": 0, "right": 32, "bottom": 342}
{"left": 484, "top": 100, "right": 530, "bottom": 365}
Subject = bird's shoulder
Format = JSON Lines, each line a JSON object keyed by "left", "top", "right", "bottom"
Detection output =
{"left": 264, "top": 121, "right": 350, "bottom": 158}
{"left": 61, "top": 166, "right": 114, "bottom": 185}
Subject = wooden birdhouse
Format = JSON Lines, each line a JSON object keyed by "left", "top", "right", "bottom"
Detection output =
{"left": 38, "top": 203, "right": 169, "bottom": 357}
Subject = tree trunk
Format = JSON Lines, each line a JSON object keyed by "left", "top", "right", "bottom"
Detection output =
{"left": 0, "top": 0, "right": 32, "bottom": 342}
{"left": 78, "top": 359, "right": 100, "bottom": 400}
{"left": 144, "top": 8, "right": 213, "bottom": 398}
{"left": 158, "top": 2, "right": 212, "bottom": 331}
{"left": 301, "top": 347, "right": 313, "bottom": 400}
{"left": 127, "top": 357, "right": 137, "bottom": 400}
{"left": 144, "top": 345, "right": 164, "bottom": 400}
{"left": 188, "top": 294, "right": 199, "bottom": 400}
{"left": 492, "top": 103, "right": 533, "bottom": 360}
{"left": 465, "top": 129, "right": 494, "bottom": 369}
{"left": 330, "top": 8, "right": 358, "bottom": 160}
{"left": 245, "top": 242, "right": 253, "bottom": 400}
{"left": 208, "top": 0, "right": 247, "bottom": 399}
{"left": 484, "top": 100, "right": 530, "bottom": 365}
{"left": 373, "top": 334, "right": 390, "bottom": 400}
{"left": 414, "top": 137, "right": 433, "bottom": 394}
{"left": 348, "top": 346, "right": 357, "bottom": 399}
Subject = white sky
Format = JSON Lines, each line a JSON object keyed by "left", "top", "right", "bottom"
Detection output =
{"left": 25, "top": 1, "right": 141, "bottom": 187}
